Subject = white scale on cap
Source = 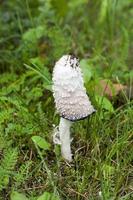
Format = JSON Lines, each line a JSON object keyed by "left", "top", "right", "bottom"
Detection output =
{"left": 52, "top": 55, "right": 95, "bottom": 121}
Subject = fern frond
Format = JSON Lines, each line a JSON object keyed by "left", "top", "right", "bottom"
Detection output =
{"left": 14, "top": 161, "right": 32, "bottom": 187}
{"left": 0, "top": 148, "right": 18, "bottom": 191}
{"left": 0, "top": 109, "right": 14, "bottom": 124}
{"left": 1, "top": 148, "right": 18, "bottom": 172}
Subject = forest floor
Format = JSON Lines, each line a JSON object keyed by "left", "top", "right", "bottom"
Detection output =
{"left": 0, "top": 1, "right": 133, "bottom": 200}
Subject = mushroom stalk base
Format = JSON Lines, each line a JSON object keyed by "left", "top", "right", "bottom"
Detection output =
{"left": 59, "top": 117, "right": 72, "bottom": 162}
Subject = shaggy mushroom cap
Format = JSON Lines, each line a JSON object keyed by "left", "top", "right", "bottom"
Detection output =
{"left": 52, "top": 55, "right": 95, "bottom": 121}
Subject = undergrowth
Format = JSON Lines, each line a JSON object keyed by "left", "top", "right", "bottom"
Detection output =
{"left": 0, "top": 0, "right": 133, "bottom": 199}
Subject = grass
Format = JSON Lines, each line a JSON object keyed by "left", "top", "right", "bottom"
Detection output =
{"left": 0, "top": 0, "right": 133, "bottom": 199}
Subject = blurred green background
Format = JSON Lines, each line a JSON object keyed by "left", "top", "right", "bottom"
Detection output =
{"left": 0, "top": 0, "right": 132, "bottom": 78}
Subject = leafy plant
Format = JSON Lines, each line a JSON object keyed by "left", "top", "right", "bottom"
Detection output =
{"left": 31, "top": 136, "right": 51, "bottom": 150}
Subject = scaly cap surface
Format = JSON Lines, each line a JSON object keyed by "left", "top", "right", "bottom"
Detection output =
{"left": 52, "top": 55, "right": 95, "bottom": 121}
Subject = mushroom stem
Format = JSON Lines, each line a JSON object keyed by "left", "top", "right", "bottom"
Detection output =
{"left": 59, "top": 117, "right": 72, "bottom": 162}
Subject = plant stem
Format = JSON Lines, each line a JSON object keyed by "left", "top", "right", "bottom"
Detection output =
{"left": 59, "top": 117, "right": 73, "bottom": 162}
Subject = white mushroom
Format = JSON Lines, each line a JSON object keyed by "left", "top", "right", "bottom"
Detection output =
{"left": 52, "top": 55, "right": 96, "bottom": 162}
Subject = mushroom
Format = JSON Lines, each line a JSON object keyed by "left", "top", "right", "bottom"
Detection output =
{"left": 52, "top": 55, "right": 96, "bottom": 162}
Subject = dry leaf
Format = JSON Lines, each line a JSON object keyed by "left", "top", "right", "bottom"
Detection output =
{"left": 95, "top": 79, "right": 127, "bottom": 98}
